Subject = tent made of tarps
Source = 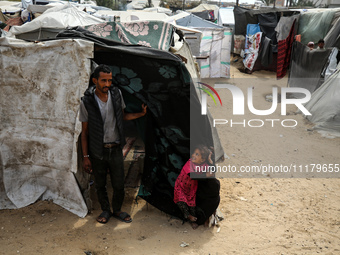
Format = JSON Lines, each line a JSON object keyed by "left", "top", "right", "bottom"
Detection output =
{"left": 84, "top": 19, "right": 224, "bottom": 161}
{"left": 8, "top": 5, "right": 104, "bottom": 40}
{"left": 176, "top": 14, "right": 232, "bottom": 78}
{"left": 187, "top": 4, "right": 219, "bottom": 21}
{"left": 233, "top": 6, "right": 298, "bottom": 37}
{"left": 233, "top": 6, "right": 299, "bottom": 73}
{"left": 288, "top": 41, "right": 335, "bottom": 96}
{"left": 0, "top": 28, "right": 221, "bottom": 222}
{"left": 176, "top": 13, "right": 221, "bottom": 28}
{"left": 82, "top": 20, "right": 224, "bottom": 160}
{"left": 303, "top": 61, "right": 340, "bottom": 137}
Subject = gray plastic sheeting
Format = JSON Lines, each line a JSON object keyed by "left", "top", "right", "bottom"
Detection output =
{"left": 288, "top": 41, "right": 333, "bottom": 96}
{"left": 304, "top": 61, "right": 340, "bottom": 137}
{"left": 0, "top": 38, "right": 93, "bottom": 217}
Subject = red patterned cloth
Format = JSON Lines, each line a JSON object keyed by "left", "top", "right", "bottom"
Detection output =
{"left": 174, "top": 159, "right": 208, "bottom": 207}
{"left": 277, "top": 20, "right": 296, "bottom": 79}
{"left": 243, "top": 32, "right": 262, "bottom": 71}
{"left": 4, "top": 17, "right": 23, "bottom": 32}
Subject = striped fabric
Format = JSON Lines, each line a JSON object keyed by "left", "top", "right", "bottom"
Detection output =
{"left": 277, "top": 20, "right": 296, "bottom": 79}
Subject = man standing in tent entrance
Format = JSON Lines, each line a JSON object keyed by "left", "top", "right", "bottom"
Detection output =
{"left": 79, "top": 64, "right": 147, "bottom": 224}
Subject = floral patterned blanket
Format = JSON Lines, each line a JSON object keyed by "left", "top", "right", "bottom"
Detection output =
{"left": 85, "top": 21, "right": 174, "bottom": 51}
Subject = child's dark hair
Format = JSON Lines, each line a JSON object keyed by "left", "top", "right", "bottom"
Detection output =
{"left": 195, "top": 144, "right": 210, "bottom": 161}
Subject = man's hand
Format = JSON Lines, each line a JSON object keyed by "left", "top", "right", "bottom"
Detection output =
{"left": 83, "top": 157, "right": 92, "bottom": 174}
{"left": 141, "top": 103, "right": 147, "bottom": 116}
{"left": 208, "top": 151, "right": 213, "bottom": 165}
{"left": 123, "top": 103, "right": 148, "bottom": 120}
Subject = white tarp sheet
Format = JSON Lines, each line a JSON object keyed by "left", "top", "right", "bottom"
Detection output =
{"left": 0, "top": 1, "right": 22, "bottom": 13}
{"left": 0, "top": 38, "right": 94, "bottom": 217}
{"left": 198, "top": 27, "right": 231, "bottom": 78}
{"left": 9, "top": 5, "right": 104, "bottom": 36}
{"left": 93, "top": 10, "right": 168, "bottom": 22}
{"left": 218, "top": 7, "right": 234, "bottom": 26}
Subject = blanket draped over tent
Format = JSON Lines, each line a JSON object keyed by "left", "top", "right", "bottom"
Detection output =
{"left": 85, "top": 21, "right": 174, "bottom": 51}
{"left": 0, "top": 37, "right": 92, "bottom": 217}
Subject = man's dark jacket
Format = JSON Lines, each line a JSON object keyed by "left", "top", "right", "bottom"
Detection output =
{"left": 81, "top": 85, "right": 125, "bottom": 160}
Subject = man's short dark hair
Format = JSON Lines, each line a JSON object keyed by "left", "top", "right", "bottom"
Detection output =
{"left": 92, "top": 64, "right": 112, "bottom": 79}
{"left": 318, "top": 39, "right": 325, "bottom": 44}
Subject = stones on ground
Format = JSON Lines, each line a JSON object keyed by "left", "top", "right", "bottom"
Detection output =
{"left": 180, "top": 241, "right": 189, "bottom": 247}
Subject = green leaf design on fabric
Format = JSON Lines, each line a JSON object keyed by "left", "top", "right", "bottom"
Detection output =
{"left": 167, "top": 172, "right": 178, "bottom": 187}
{"left": 169, "top": 153, "right": 184, "bottom": 169}
{"left": 112, "top": 66, "right": 143, "bottom": 93}
{"left": 159, "top": 65, "right": 177, "bottom": 78}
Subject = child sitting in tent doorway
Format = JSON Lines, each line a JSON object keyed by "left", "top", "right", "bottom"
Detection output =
{"left": 174, "top": 144, "right": 214, "bottom": 229}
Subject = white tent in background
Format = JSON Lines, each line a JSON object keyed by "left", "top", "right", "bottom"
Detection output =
{"left": 187, "top": 4, "right": 219, "bottom": 21}
{"left": 0, "top": 1, "right": 22, "bottom": 14}
{"left": 119, "top": 11, "right": 169, "bottom": 22}
{"left": 93, "top": 10, "right": 169, "bottom": 22}
{"left": 303, "top": 61, "right": 340, "bottom": 137}
{"left": 164, "top": 11, "right": 190, "bottom": 24}
{"left": 175, "top": 14, "right": 232, "bottom": 78}
{"left": 143, "top": 7, "right": 173, "bottom": 15}
{"left": 8, "top": 5, "right": 104, "bottom": 40}
{"left": 218, "top": 7, "right": 235, "bottom": 53}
